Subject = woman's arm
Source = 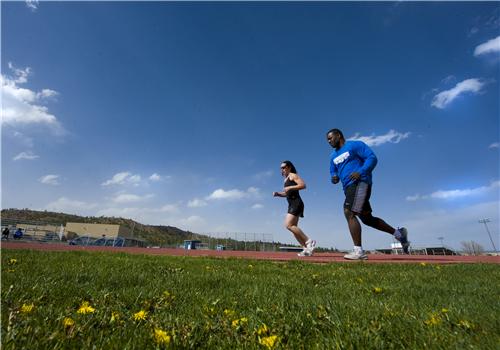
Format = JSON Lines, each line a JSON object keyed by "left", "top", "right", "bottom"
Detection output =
{"left": 284, "top": 173, "right": 306, "bottom": 193}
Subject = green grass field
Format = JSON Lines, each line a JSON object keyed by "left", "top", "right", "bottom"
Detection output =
{"left": 1, "top": 249, "right": 499, "bottom": 349}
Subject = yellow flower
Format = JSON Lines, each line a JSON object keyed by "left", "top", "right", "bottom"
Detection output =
{"left": 256, "top": 323, "right": 269, "bottom": 336}
{"left": 424, "top": 314, "right": 441, "bottom": 326}
{"left": 420, "top": 262, "right": 427, "bottom": 266}
{"left": 248, "top": 264, "right": 254, "bottom": 269}
{"left": 154, "top": 328, "right": 171, "bottom": 344}
{"left": 63, "top": 317, "right": 75, "bottom": 328}
{"left": 259, "top": 335, "right": 279, "bottom": 349}
{"left": 441, "top": 308, "right": 449, "bottom": 314}
{"left": 224, "top": 309, "right": 236, "bottom": 318}
{"left": 77, "top": 301, "right": 95, "bottom": 314}
{"left": 20, "top": 303, "right": 34, "bottom": 314}
{"left": 373, "top": 287, "right": 383, "bottom": 294}
{"left": 8, "top": 258, "right": 17, "bottom": 265}
{"left": 110, "top": 311, "right": 120, "bottom": 322}
{"left": 232, "top": 317, "right": 248, "bottom": 328}
{"left": 457, "top": 320, "right": 473, "bottom": 329}
{"left": 133, "top": 310, "right": 148, "bottom": 321}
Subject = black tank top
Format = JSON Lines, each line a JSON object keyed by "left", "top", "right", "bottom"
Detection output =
{"left": 284, "top": 177, "right": 301, "bottom": 200}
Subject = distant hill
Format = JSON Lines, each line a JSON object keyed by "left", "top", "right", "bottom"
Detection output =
{"left": 1, "top": 208, "right": 204, "bottom": 246}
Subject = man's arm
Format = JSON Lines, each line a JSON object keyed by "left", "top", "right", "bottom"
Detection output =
{"left": 330, "top": 156, "right": 339, "bottom": 184}
{"left": 357, "top": 141, "right": 377, "bottom": 175}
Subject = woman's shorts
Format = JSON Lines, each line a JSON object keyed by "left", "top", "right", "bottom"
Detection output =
{"left": 287, "top": 198, "right": 304, "bottom": 218}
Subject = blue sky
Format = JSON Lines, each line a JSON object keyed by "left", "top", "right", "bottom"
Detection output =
{"left": 2, "top": 1, "right": 499, "bottom": 251}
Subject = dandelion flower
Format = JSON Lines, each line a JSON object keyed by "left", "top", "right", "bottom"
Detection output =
{"left": 424, "top": 314, "right": 441, "bottom": 326}
{"left": 20, "top": 303, "right": 34, "bottom": 314}
{"left": 372, "top": 287, "right": 383, "bottom": 294}
{"left": 63, "top": 317, "right": 75, "bottom": 328}
{"left": 133, "top": 310, "right": 148, "bottom": 321}
{"left": 420, "top": 262, "right": 427, "bottom": 266}
{"left": 232, "top": 317, "right": 248, "bottom": 328}
{"left": 8, "top": 258, "right": 17, "bottom": 265}
{"left": 110, "top": 311, "right": 120, "bottom": 322}
{"left": 224, "top": 309, "right": 236, "bottom": 318}
{"left": 457, "top": 320, "right": 473, "bottom": 329}
{"left": 257, "top": 323, "right": 269, "bottom": 336}
{"left": 441, "top": 308, "right": 449, "bottom": 314}
{"left": 154, "top": 328, "right": 171, "bottom": 344}
{"left": 259, "top": 335, "right": 279, "bottom": 349}
{"left": 77, "top": 301, "right": 95, "bottom": 314}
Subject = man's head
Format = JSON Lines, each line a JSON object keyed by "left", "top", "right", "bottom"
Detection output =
{"left": 326, "top": 128, "right": 344, "bottom": 150}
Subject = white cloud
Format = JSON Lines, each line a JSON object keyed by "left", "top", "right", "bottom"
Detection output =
{"left": 149, "top": 173, "right": 161, "bottom": 181}
{"left": 187, "top": 198, "right": 208, "bottom": 208}
{"left": 253, "top": 170, "right": 274, "bottom": 181}
{"left": 206, "top": 188, "right": 246, "bottom": 200}
{"left": 45, "top": 197, "right": 98, "bottom": 213}
{"left": 96, "top": 207, "right": 140, "bottom": 218}
{"left": 158, "top": 204, "right": 179, "bottom": 213}
{"left": 175, "top": 215, "right": 206, "bottom": 230}
{"left": 1, "top": 63, "right": 63, "bottom": 134}
{"left": 206, "top": 187, "right": 261, "bottom": 201}
{"left": 12, "top": 131, "right": 34, "bottom": 148}
{"left": 96, "top": 203, "right": 179, "bottom": 219}
{"left": 102, "top": 172, "right": 142, "bottom": 186}
{"left": 8, "top": 63, "right": 31, "bottom": 84}
{"left": 39, "top": 174, "right": 60, "bottom": 186}
{"left": 441, "top": 75, "right": 456, "bottom": 85}
{"left": 111, "top": 193, "right": 154, "bottom": 204}
{"left": 13, "top": 151, "right": 39, "bottom": 161}
{"left": 468, "top": 27, "right": 479, "bottom": 37}
{"left": 407, "top": 180, "right": 500, "bottom": 201}
{"left": 348, "top": 130, "right": 410, "bottom": 147}
{"left": 474, "top": 35, "right": 500, "bottom": 56}
{"left": 431, "top": 78, "right": 486, "bottom": 109}
{"left": 25, "top": 0, "right": 39, "bottom": 11}
{"left": 251, "top": 203, "right": 264, "bottom": 210}
{"left": 489, "top": 142, "right": 499, "bottom": 149}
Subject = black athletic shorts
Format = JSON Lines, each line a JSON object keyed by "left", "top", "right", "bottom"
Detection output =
{"left": 287, "top": 197, "right": 304, "bottom": 218}
{"left": 344, "top": 182, "right": 372, "bottom": 214}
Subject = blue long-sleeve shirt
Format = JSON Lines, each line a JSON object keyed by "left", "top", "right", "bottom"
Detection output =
{"left": 329, "top": 140, "right": 378, "bottom": 191}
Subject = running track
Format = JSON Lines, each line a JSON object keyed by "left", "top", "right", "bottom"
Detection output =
{"left": 2, "top": 242, "right": 499, "bottom": 264}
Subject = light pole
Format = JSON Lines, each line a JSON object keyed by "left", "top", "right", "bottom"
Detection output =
{"left": 478, "top": 219, "right": 497, "bottom": 252}
{"left": 437, "top": 236, "right": 444, "bottom": 247}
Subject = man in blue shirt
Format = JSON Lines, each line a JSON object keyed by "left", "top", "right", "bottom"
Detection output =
{"left": 327, "top": 128, "right": 409, "bottom": 260}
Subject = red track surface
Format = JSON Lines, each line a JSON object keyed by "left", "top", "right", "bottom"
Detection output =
{"left": 2, "top": 241, "right": 499, "bottom": 264}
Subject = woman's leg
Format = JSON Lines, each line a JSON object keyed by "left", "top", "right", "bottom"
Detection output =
{"left": 284, "top": 213, "right": 308, "bottom": 246}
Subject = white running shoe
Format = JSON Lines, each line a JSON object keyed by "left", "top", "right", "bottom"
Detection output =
{"left": 343, "top": 251, "right": 368, "bottom": 260}
{"left": 297, "top": 249, "right": 311, "bottom": 257}
{"left": 306, "top": 239, "right": 317, "bottom": 255}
